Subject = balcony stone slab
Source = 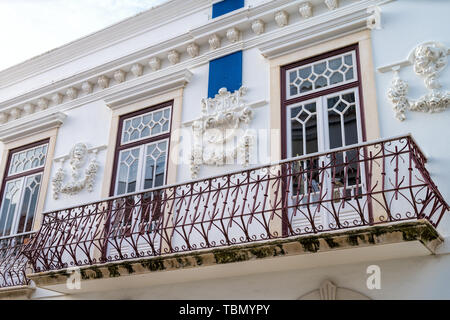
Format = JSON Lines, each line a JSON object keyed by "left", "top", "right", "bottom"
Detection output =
{"left": 26, "top": 220, "right": 443, "bottom": 295}
{"left": 0, "top": 285, "right": 35, "bottom": 300}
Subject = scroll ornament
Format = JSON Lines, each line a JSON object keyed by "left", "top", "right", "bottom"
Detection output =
{"left": 387, "top": 41, "right": 450, "bottom": 121}
{"left": 52, "top": 143, "right": 99, "bottom": 200}
{"left": 190, "top": 87, "right": 254, "bottom": 178}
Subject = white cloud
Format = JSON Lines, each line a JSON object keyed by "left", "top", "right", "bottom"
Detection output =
{"left": 0, "top": 0, "right": 169, "bottom": 71}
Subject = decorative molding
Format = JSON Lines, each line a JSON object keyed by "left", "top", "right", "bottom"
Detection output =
{"left": 0, "top": 111, "right": 66, "bottom": 144}
{"left": 81, "top": 81, "right": 94, "bottom": 94}
{"left": 149, "top": 57, "right": 162, "bottom": 71}
{"left": 98, "top": 75, "right": 110, "bottom": 89}
{"left": 325, "top": 0, "right": 339, "bottom": 11}
{"left": 113, "top": 69, "right": 126, "bottom": 83}
{"left": 51, "top": 93, "right": 63, "bottom": 105}
{"left": 387, "top": 71, "right": 409, "bottom": 121}
{"left": 131, "top": 63, "right": 144, "bottom": 77}
{"left": 190, "top": 87, "right": 254, "bottom": 178}
{"left": 104, "top": 69, "right": 192, "bottom": 110}
{"left": 167, "top": 50, "right": 180, "bottom": 65}
{"left": 366, "top": 5, "right": 381, "bottom": 30}
{"left": 299, "top": 2, "right": 313, "bottom": 18}
{"left": 52, "top": 143, "right": 106, "bottom": 200}
{"left": 9, "top": 108, "right": 21, "bottom": 121}
{"left": 385, "top": 42, "right": 450, "bottom": 120}
{"left": 251, "top": 19, "right": 265, "bottom": 35}
{"left": 0, "top": 0, "right": 387, "bottom": 127}
{"left": 208, "top": 34, "right": 221, "bottom": 50}
{"left": 226, "top": 27, "right": 240, "bottom": 43}
{"left": 182, "top": 99, "right": 267, "bottom": 127}
{"left": 319, "top": 280, "right": 337, "bottom": 300}
{"left": 298, "top": 280, "right": 370, "bottom": 300}
{"left": 23, "top": 103, "right": 35, "bottom": 116}
{"left": 258, "top": 2, "right": 380, "bottom": 59}
{"left": 66, "top": 87, "right": 78, "bottom": 100}
{"left": 187, "top": 43, "right": 200, "bottom": 58}
{"left": 275, "top": 10, "right": 289, "bottom": 27}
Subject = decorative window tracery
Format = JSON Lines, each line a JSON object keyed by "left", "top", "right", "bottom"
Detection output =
{"left": 286, "top": 50, "right": 357, "bottom": 99}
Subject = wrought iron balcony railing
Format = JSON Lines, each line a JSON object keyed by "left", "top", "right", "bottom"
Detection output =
{"left": 1, "top": 135, "right": 446, "bottom": 282}
{"left": 0, "top": 233, "right": 32, "bottom": 288}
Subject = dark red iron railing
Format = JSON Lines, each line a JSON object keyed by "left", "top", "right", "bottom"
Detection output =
{"left": 15, "top": 135, "right": 449, "bottom": 275}
{"left": 0, "top": 233, "right": 32, "bottom": 288}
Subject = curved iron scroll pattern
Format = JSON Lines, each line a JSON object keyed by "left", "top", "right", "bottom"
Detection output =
{"left": 0, "top": 234, "right": 32, "bottom": 288}
{"left": 21, "top": 136, "right": 448, "bottom": 273}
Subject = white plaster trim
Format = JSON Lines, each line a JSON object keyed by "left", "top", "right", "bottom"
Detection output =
{"left": 182, "top": 99, "right": 267, "bottom": 127}
{"left": 189, "top": 87, "right": 254, "bottom": 178}
{"left": 0, "top": 111, "right": 66, "bottom": 144}
{"left": 257, "top": 1, "right": 375, "bottom": 59}
{"left": 104, "top": 69, "right": 193, "bottom": 110}
{"left": 53, "top": 145, "right": 107, "bottom": 163}
{"left": 383, "top": 41, "right": 450, "bottom": 120}
{"left": 52, "top": 143, "right": 107, "bottom": 200}
{"left": 378, "top": 48, "right": 450, "bottom": 73}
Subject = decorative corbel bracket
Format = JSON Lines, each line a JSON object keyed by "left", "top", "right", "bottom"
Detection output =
{"left": 52, "top": 143, "right": 107, "bottom": 199}
{"left": 189, "top": 87, "right": 256, "bottom": 179}
{"left": 380, "top": 41, "right": 450, "bottom": 121}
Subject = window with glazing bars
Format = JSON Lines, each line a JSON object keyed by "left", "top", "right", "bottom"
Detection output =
{"left": 0, "top": 140, "right": 48, "bottom": 239}
{"left": 110, "top": 102, "right": 172, "bottom": 235}
{"left": 281, "top": 45, "right": 365, "bottom": 201}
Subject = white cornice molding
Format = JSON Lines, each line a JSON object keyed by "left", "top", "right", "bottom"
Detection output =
{"left": 258, "top": 2, "right": 376, "bottom": 59}
{"left": 0, "top": 0, "right": 213, "bottom": 89}
{"left": 0, "top": 0, "right": 388, "bottom": 123}
{"left": 0, "top": 111, "right": 66, "bottom": 144}
{"left": 105, "top": 69, "right": 193, "bottom": 110}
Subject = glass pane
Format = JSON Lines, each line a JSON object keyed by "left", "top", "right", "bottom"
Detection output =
{"left": 290, "top": 103, "right": 318, "bottom": 157}
{"left": 327, "top": 94, "right": 343, "bottom": 149}
{"left": 17, "top": 174, "right": 41, "bottom": 234}
{"left": 328, "top": 92, "right": 359, "bottom": 148}
{"left": 329, "top": 57, "right": 342, "bottom": 70}
{"left": 143, "top": 141, "right": 167, "bottom": 190}
{"left": 143, "top": 157, "right": 154, "bottom": 190}
{"left": 116, "top": 147, "right": 140, "bottom": 195}
{"left": 0, "top": 179, "right": 23, "bottom": 237}
{"left": 344, "top": 105, "right": 358, "bottom": 146}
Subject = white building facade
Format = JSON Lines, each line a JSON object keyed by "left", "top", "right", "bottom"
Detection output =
{"left": 0, "top": 0, "right": 449, "bottom": 300}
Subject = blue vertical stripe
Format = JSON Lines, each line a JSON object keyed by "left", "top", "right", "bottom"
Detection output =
{"left": 208, "top": 51, "right": 242, "bottom": 98}
{"left": 212, "top": 0, "right": 245, "bottom": 18}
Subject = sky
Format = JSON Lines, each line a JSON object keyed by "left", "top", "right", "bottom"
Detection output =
{"left": 0, "top": 0, "right": 169, "bottom": 71}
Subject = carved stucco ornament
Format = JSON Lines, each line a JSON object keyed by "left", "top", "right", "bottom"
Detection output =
{"left": 52, "top": 143, "right": 104, "bottom": 200}
{"left": 387, "top": 41, "right": 450, "bottom": 120}
{"left": 190, "top": 87, "right": 254, "bottom": 178}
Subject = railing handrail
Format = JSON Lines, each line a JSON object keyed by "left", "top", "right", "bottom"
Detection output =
{"left": 0, "top": 231, "right": 36, "bottom": 242}
{"left": 22, "top": 134, "right": 449, "bottom": 274}
{"left": 42, "top": 133, "right": 432, "bottom": 216}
